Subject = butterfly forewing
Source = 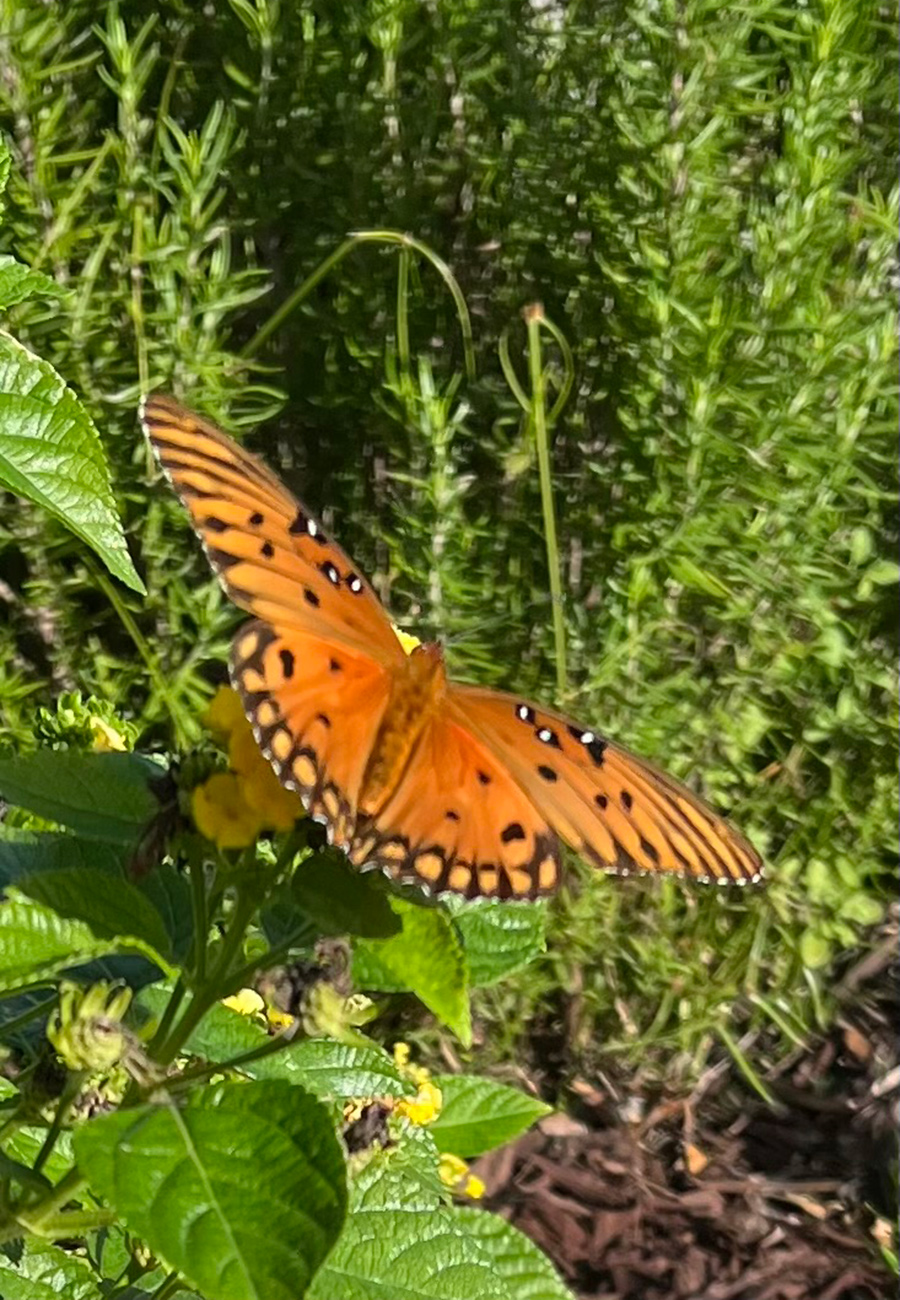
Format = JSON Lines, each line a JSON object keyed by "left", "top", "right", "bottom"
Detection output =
{"left": 141, "top": 394, "right": 403, "bottom": 664}
{"left": 448, "top": 686, "right": 762, "bottom": 885}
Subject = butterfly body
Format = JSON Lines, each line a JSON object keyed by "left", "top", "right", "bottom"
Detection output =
{"left": 358, "top": 642, "right": 447, "bottom": 816}
{"left": 142, "top": 394, "right": 764, "bottom": 901}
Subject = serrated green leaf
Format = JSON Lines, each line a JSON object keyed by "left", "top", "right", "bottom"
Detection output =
{"left": 453, "top": 1208, "right": 574, "bottom": 1300}
{"left": 0, "top": 332, "right": 143, "bottom": 591}
{"left": 0, "top": 891, "right": 174, "bottom": 991}
{"left": 250, "top": 1037, "right": 414, "bottom": 1098}
{"left": 74, "top": 1080, "right": 346, "bottom": 1300}
{"left": 448, "top": 898, "right": 546, "bottom": 986}
{"left": 430, "top": 1075, "right": 551, "bottom": 1157}
{"left": 354, "top": 899, "right": 471, "bottom": 1044}
{"left": 309, "top": 1142, "right": 511, "bottom": 1300}
{"left": 0, "top": 255, "right": 62, "bottom": 311}
{"left": 0, "top": 1239, "right": 102, "bottom": 1300}
{"left": 292, "top": 850, "right": 401, "bottom": 938}
{"left": 0, "top": 751, "right": 161, "bottom": 844}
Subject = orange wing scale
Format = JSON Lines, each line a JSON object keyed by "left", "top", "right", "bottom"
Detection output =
{"left": 143, "top": 394, "right": 763, "bottom": 900}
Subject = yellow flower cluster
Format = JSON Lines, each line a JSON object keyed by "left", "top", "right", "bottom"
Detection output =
{"left": 393, "top": 1042, "right": 484, "bottom": 1198}
{"left": 393, "top": 1041, "right": 443, "bottom": 1125}
{"left": 191, "top": 687, "right": 303, "bottom": 849}
{"left": 439, "top": 1152, "right": 486, "bottom": 1200}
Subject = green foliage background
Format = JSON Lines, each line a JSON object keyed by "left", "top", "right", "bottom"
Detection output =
{"left": 0, "top": 0, "right": 897, "bottom": 1085}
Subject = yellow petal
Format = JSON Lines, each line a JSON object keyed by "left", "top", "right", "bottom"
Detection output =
{"left": 393, "top": 627, "right": 421, "bottom": 656}
{"left": 222, "top": 988, "right": 265, "bottom": 1017}
{"left": 191, "top": 773, "right": 262, "bottom": 849}
{"left": 203, "top": 687, "right": 247, "bottom": 740}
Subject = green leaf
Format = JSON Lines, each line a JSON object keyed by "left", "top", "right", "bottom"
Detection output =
{"left": 136, "top": 986, "right": 262, "bottom": 1061}
{"left": 0, "top": 751, "right": 161, "bottom": 844}
{"left": 0, "top": 1239, "right": 102, "bottom": 1300}
{"left": 74, "top": 1080, "right": 347, "bottom": 1300}
{"left": 449, "top": 898, "right": 546, "bottom": 987}
{"left": 453, "top": 1208, "right": 574, "bottom": 1300}
{"left": 667, "top": 556, "right": 731, "bottom": 599}
{"left": 429, "top": 1075, "right": 551, "bottom": 1157}
{"left": 0, "top": 255, "right": 62, "bottom": 311}
{"left": 354, "top": 899, "right": 471, "bottom": 1044}
{"left": 0, "top": 891, "right": 174, "bottom": 992}
{"left": 0, "top": 332, "right": 144, "bottom": 591}
{"left": 250, "top": 1037, "right": 415, "bottom": 1099}
{"left": 19, "top": 867, "right": 172, "bottom": 962}
{"left": 799, "top": 928, "right": 832, "bottom": 969}
{"left": 0, "top": 831, "right": 128, "bottom": 888}
{"left": 862, "top": 559, "right": 900, "bottom": 585}
{"left": 309, "top": 1144, "right": 510, "bottom": 1300}
{"left": 292, "top": 850, "right": 402, "bottom": 938}
{"left": 838, "top": 892, "right": 883, "bottom": 926}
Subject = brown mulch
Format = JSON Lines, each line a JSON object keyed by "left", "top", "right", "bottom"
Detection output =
{"left": 471, "top": 916, "right": 898, "bottom": 1300}
{"left": 472, "top": 1014, "right": 897, "bottom": 1300}
{"left": 474, "top": 1102, "right": 893, "bottom": 1300}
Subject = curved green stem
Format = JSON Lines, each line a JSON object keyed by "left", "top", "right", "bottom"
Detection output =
{"left": 524, "top": 303, "right": 568, "bottom": 696}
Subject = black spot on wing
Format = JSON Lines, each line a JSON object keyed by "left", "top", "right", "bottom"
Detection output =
{"left": 279, "top": 648, "right": 295, "bottom": 678}
{"left": 304, "top": 588, "right": 320, "bottom": 608}
{"left": 537, "top": 764, "right": 558, "bottom": 783}
{"left": 250, "top": 511, "right": 264, "bottom": 525}
{"left": 501, "top": 821, "right": 526, "bottom": 843}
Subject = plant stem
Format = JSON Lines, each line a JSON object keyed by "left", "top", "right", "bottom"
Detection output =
{"left": 147, "top": 975, "right": 186, "bottom": 1057}
{"left": 524, "top": 303, "right": 568, "bottom": 697}
{"left": 155, "top": 887, "right": 257, "bottom": 1065}
{"left": 15, "top": 1167, "right": 88, "bottom": 1237}
{"left": 33, "top": 1071, "right": 85, "bottom": 1176}
{"left": 188, "top": 842, "right": 209, "bottom": 984}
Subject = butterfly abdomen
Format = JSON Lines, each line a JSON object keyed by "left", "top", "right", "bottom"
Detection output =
{"left": 358, "top": 643, "right": 447, "bottom": 816}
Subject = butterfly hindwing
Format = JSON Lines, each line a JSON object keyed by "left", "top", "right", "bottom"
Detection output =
{"left": 349, "top": 711, "right": 561, "bottom": 900}
{"left": 142, "top": 394, "right": 403, "bottom": 664}
{"left": 448, "top": 686, "right": 762, "bottom": 885}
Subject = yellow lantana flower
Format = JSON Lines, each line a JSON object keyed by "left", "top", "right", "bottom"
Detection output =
{"left": 439, "top": 1152, "right": 485, "bottom": 1199}
{"left": 222, "top": 988, "right": 265, "bottom": 1017}
{"left": 393, "top": 627, "right": 421, "bottom": 656}
{"left": 396, "top": 1078, "right": 443, "bottom": 1125}
{"left": 204, "top": 685, "right": 247, "bottom": 738}
{"left": 191, "top": 687, "right": 303, "bottom": 847}
{"left": 192, "top": 772, "right": 262, "bottom": 849}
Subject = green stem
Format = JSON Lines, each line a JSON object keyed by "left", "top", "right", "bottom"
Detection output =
{"left": 241, "top": 230, "right": 476, "bottom": 381}
{"left": 33, "top": 1072, "right": 85, "bottom": 1176}
{"left": 156, "top": 888, "right": 257, "bottom": 1065}
{"left": 15, "top": 1168, "right": 87, "bottom": 1236}
{"left": 188, "top": 843, "right": 209, "bottom": 984}
{"left": 147, "top": 975, "right": 187, "bottom": 1056}
{"left": 396, "top": 244, "right": 412, "bottom": 402}
{"left": 525, "top": 303, "right": 567, "bottom": 696}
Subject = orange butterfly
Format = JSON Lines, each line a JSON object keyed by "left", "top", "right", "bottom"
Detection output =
{"left": 141, "top": 394, "right": 763, "bottom": 901}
